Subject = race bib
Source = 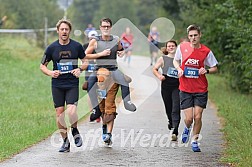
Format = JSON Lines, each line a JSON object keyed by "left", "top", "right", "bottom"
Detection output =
{"left": 123, "top": 42, "right": 130, "bottom": 49}
{"left": 97, "top": 89, "right": 107, "bottom": 99}
{"left": 167, "top": 67, "right": 178, "bottom": 78}
{"left": 184, "top": 67, "right": 199, "bottom": 78}
{"left": 57, "top": 62, "right": 73, "bottom": 74}
{"left": 87, "top": 64, "right": 96, "bottom": 72}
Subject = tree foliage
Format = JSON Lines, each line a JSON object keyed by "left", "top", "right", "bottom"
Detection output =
{"left": 1, "top": 0, "right": 63, "bottom": 29}
{"left": 70, "top": 0, "right": 161, "bottom": 34}
{"left": 68, "top": 0, "right": 100, "bottom": 30}
{"left": 92, "top": 0, "right": 139, "bottom": 28}
{"left": 0, "top": 0, "right": 63, "bottom": 48}
{"left": 1, "top": 0, "right": 250, "bottom": 93}
{"left": 176, "top": 0, "right": 252, "bottom": 94}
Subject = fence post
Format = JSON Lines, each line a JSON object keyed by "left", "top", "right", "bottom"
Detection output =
{"left": 44, "top": 17, "right": 48, "bottom": 48}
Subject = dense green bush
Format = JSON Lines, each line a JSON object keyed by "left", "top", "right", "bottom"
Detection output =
{"left": 177, "top": 0, "right": 252, "bottom": 94}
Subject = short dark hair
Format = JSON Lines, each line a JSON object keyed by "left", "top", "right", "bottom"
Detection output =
{"left": 100, "top": 18, "right": 112, "bottom": 26}
{"left": 56, "top": 18, "right": 72, "bottom": 31}
{"left": 186, "top": 24, "right": 201, "bottom": 34}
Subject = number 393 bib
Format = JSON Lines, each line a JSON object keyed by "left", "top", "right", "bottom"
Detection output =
{"left": 184, "top": 66, "right": 199, "bottom": 78}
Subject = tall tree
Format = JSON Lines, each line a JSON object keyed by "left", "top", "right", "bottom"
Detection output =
{"left": 92, "top": 0, "right": 139, "bottom": 28}
{"left": 68, "top": 0, "right": 100, "bottom": 30}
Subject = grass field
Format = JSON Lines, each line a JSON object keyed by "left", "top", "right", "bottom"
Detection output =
{"left": 208, "top": 75, "right": 252, "bottom": 166}
{"left": 0, "top": 35, "right": 89, "bottom": 161}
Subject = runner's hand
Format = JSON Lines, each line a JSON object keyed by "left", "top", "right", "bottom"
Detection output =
{"left": 51, "top": 70, "right": 60, "bottom": 78}
{"left": 100, "top": 49, "right": 111, "bottom": 56}
{"left": 117, "top": 50, "right": 125, "bottom": 57}
{"left": 158, "top": 75, "right": 165, "bottom": 81}
{"left": 71, "top": 68, "right": 81, "bottom": 78}
{"left": 199, "top": 67, "right": 207, "bottom": 75}
{"left": 177, "top": 68, "right": 184, "bottom": 78}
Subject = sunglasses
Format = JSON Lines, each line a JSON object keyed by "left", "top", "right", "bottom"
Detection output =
{"left": 100, "top": 25, "right": 111, "bottom": 29}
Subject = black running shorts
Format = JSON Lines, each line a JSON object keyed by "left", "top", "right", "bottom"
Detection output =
{"left": 52, "top": 87, "right": 79, "bottom": 108}
{"left": 179, "top": 91, "right": 208, "bottom": 110}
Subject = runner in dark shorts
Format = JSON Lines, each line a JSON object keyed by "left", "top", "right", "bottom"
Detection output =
{"left": 173, "top": 24, "right": 218, "bottom": 152}
{"left": 40, "top": 18, "right": 88, "bottom": 152}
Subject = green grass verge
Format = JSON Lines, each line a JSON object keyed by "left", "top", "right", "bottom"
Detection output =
{"left": 0, "top": 35, "right": 89, "bottom": 161}
{"left": 207, "top": 74, "right": 252, "bottom": 166}
{"left": 1, "top": 34, "right": 251, "bottom": 166}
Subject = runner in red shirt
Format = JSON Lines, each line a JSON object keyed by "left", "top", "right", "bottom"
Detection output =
{"left": 121, "top": 27, "right": 134, "bottom": 66}
{"left": 173, "top": 24, "right": 218, "bottom": 152}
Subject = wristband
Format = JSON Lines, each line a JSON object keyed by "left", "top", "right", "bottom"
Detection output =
{"left": 206, "top": 69, "right": 209, "bottom": 74}
{"left": 78, "top": 67, "right": 83, "bottom": 72}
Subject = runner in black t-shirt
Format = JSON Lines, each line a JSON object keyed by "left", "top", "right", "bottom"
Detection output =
{"left": 40, "top": 18, "right": 88, "bottom": 153}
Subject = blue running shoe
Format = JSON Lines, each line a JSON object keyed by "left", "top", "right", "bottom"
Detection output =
{"left": 181, "top": 127, "right": 190, "bottom": 143}
{"left": 191, "top": 141, "right": 201, "bottom": 152}
{"left": 103, "top": 133, "right": 112, "bottom": 144}
{"left": 103, "top": 134, "right": 110, "bottom": 142}
{"left": 102, "top": 124, "right": 107, "bottom": 141}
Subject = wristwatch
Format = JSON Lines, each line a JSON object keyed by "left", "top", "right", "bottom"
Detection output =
{"left": 78, "top": 67, "right": 83, "bottom": 72}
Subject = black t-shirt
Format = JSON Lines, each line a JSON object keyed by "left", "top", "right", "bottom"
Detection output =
{"left": 42, "top": 39, "right": 85, "bottom": 88}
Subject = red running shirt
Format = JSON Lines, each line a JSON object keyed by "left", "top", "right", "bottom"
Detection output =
{"left": 175, "top": 42, "right": 218, "bottom": 93}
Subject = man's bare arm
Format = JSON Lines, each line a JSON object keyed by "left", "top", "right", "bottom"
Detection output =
{"left": 85, "top": 39, "right": 110, "bottom": 59}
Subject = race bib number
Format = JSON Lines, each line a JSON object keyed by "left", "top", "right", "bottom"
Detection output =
{"left": 122, "top": 42, "right": 130, "bottom": 49}
{"left": 184, "top": 67, "right": 199, "bottom": 78}
{"left": 57, "top": 62, "right": 73, "bottom": 74}
{"left": 87, "top": 64, "right": 96, "bottom": 72}
{"left": 167, "top": 67, "right": 178, "bottom": 78}
{"left": 97, "top": 89, "right": 107, "bottom": 99}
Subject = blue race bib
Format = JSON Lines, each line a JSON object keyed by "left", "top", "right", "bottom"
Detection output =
{"left": 167, "top": 67, "right": 178, "bottom": 78}
{"left": 57, "top": 62, "right": 73, "bottom": 74}
{"left": 87, "top": 64, "right": 96, "bottom": 72}
{"left": 122, "top": 42, "right": 130, "bottom": 49}
{"left": 184, "top": 67, "right": 199, "bottom": 78}
{"left": 97, "top": 89, "right": 107, "bottom": 99}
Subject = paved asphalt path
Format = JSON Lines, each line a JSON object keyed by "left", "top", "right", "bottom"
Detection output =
{"left": 1, "top": 56, "right": 226, "bottom": 167}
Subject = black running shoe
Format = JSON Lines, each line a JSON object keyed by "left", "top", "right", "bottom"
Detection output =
{"left": 90, "top": 107, "right": 102, "bottom": 121}
{"left": 59, "top": 138, "right": 70, "bottom": 152}
{"left": 72, "top": 127, "right": 82, "bottom": 147}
